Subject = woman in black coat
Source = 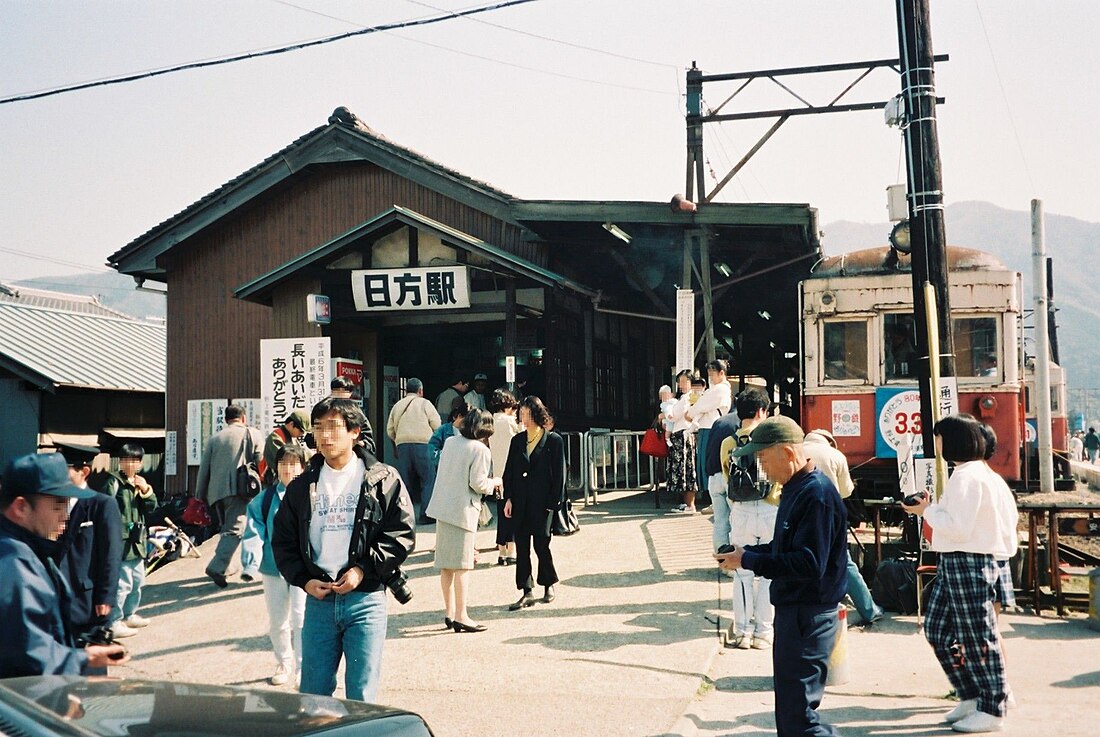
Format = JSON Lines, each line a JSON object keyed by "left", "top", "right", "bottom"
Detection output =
{"left": 502, "top": 396, "right": 564, "bottom": 611}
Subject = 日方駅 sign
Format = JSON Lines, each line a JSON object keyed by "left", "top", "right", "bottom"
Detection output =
{"left": 351, "top": 266, "right": 471, "bottom": 311}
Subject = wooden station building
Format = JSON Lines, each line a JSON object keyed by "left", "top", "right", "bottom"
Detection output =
{"left": 109, "top": 108, "right": 820, "bottom": 496}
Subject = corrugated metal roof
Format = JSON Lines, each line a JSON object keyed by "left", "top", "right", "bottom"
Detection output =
{"left": 0, "top": 302, "right": 165, "bottom": 392}
{"left": 0, "top": 282, "right": 132, "bottom": 318}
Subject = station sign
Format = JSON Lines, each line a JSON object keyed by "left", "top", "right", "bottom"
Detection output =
{"left": 351, "top": 266, "right": 470, "bottom": 312}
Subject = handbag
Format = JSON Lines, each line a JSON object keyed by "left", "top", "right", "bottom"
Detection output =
{"left": 640, "top": 427, "right": 668, "bottom": 458}
{"left": 236, "top": 430, "right": 263, "bottom": 500}
{"left": 180, "top": 497, "right": 212, "bottom": 527}
{"left": 478, "top": 498, "right": 493, "bottom": 529}
{"left": 551, "top": 494, "right": 580, "bottom": 536}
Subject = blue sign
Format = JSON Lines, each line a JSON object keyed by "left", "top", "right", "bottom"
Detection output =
{"left": 875, "top": 386, "right": 925, "bottom": 458}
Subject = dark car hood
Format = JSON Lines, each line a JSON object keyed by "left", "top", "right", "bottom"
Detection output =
{"left": 0, "top": 677, "right": 431, "bottom": 737}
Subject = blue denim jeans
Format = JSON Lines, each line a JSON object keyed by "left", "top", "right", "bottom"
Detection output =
{"left": 113, "top": 558, "right": 146, "bottom": 623}
{"left": 395, "top": 443, "right": 434, "bottom": 518}
{"left": 846, "top": 552, "right": 883, "bottom": 621}
{"left": 694, "top": 428, "right": 710, "bottom": 499}
{"left": 300, "top": 589, "right": 387, "bottom": 703}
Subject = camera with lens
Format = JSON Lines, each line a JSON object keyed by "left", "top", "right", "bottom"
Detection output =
{"left": 382, "top": 568, "right": 413, "bottom": 605}
{"left": 901, "top": 491, "right": 927, "bottom": 507}
{"left": 717, "top": 543, "right": 737, "bottom": 555}
{"left": 80, "top": 623, "right": 115, "bottom": 648}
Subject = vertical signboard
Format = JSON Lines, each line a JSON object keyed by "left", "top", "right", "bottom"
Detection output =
{"left": 187, "top": 400, "right": 227, "bottom": 466}
{"left": 261, "top": 338, "right": 331, "bottom": 437}
{"left": 230, "top": 398, "right": 267, "bottom": 433}
{"left": 164, "top": 431, "right": 177, "bottom": 477}
{"left": 675, "top": 289, "right": 695, "bottom": 373}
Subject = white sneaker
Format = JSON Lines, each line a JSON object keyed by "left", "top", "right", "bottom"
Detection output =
{"left": 124, "top": 614, "right": 151, "bottom": 628}
{"left": 1004, "top": 685, "right": 1017, "bottom": 709}
{"left": 111, "top": 622, "right": 138, "bottom": 638}
{"left": 751, "top": 635, "right": 772, "bottom": 650}
{"left": 724, "top": 631, "right": 752, "bottom": 650}
{"left": 952, "top": 711, "right": 1003, "bottom": 733}
{"left": 269, "top": 665, "right": 289, "bottom": 686}
{"left": 944, "top": 699, "right": 978, "bottom": 724}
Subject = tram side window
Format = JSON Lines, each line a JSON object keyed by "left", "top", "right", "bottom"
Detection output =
{"left": 953, "top": 317, "right": 998, "bottom": 377}
{"left": 884, "top": 313, "right": 918, "bottom": 381}
{"left": 822, "top": 320, "right": 868, "bottom": 381}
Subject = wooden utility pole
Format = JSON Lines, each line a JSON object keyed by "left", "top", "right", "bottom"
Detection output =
{"left": 896, "top": 0, "right": 955, "bottom": 452}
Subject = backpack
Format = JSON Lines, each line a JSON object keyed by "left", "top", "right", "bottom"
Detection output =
{"left": 726, "top": 435, "right": 768, "bottom": 502}
{"left": 871, "top": 557, "right": 918, "bottom": 614}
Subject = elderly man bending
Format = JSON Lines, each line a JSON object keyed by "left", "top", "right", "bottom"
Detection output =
{"left": 715, "top": 416, "right": 847, "bottom": 737}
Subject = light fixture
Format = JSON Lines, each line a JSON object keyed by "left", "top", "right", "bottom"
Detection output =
{"left": 758, "top": 310, "right": 771, "bottom": 321}
{"left": 784, "top": 352, "right": 797, "bottom": 359}
{"left": 721, "top": 320, "right": 732, "bottom": 329}
{"left": 889, "top": 220, "right": 911, "bottom": 254}
{"left": 602, "top": 222, "right": 632, "bottom": 244}
{"left": 768, "top": 341, "right": 777, "bottom": 349}
{"left": 714, "top": 262, "right": 732, "bottom": 277}
{"left": 978, "top": 394, "right": 997, "bottom": 419}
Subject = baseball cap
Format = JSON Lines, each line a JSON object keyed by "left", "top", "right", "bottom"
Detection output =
{"left": 473, "top": 373, "right": 488, "bottom": 381}
{"left": 285, "top": 410, "right": 312, "bottom": 432}
{"left": 732, "top": 416, "right": 806, "bottom": 457}
{"left": 2, "top": 453, "right": 96, "bottom": 500}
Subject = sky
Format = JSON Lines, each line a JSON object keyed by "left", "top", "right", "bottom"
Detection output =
{"left": 2, "top": 0, "right": 1097, "bottom": 284}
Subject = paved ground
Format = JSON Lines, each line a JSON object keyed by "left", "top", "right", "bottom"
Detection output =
{"left": 117, "top": 491, "right": 1099, "bottom": 736}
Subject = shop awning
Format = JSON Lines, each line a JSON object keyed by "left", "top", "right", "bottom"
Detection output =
{"left": 236, "top": 206, "right": 599, "bottom": 305}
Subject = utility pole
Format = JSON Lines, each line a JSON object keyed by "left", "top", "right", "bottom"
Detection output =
{"left": 1033, "top": 200, "right": 1055, "bottom": 491}
{"left": 684, "top": 63, "right": 716, "bottom": 364}
{"left": 896, "top": 0, "right": 955, "bottom": 453}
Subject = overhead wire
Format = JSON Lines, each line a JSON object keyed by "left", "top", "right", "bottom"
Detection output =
{"left": 0, "top": 0, "right": 541, "bottom": 105}
{"left": 272, "top": 0, "right": 674, "bottom": 96}
{"left": 0, "top": 245, "right": 112, "bottom": 273}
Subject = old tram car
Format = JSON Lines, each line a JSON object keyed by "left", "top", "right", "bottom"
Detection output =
{"left": 798, "top": 245, "right": 1064, "bottom": 496}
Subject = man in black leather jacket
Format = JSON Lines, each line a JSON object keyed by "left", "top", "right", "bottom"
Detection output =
{"left": 272, "top": 397, "right": 414, "bottom": 703}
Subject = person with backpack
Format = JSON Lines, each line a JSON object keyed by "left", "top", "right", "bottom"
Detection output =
{"left": 718, "top": 387, "right": 779, "bottom": 650}
{"left": 241, "top": 443, "right": 309, "bottom": 686}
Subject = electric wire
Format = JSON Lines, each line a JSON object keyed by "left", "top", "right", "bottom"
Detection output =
{"left": 0, "top": 0, "right": 541, "bottom": 105}
{"left": 972, "top": 0, "right": 1036, "bottom": 191}
{"left": 0, "top": 246, "right": 112, "bottom": 273}
{"left": 271, "top": 0, "right": 673, "bottom": 96}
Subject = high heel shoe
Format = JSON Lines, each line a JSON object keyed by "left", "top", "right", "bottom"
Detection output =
{"left": 444, "top": 617, "right": 453, "bottom": 629}
{"left": 452, "top": 620, "right": 488, "bottom": 633}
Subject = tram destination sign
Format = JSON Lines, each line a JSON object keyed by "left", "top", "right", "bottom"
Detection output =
{"left": 351, "top": 266, "right": 471, "bottom": 312}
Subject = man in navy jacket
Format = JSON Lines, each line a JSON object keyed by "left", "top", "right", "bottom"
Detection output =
{"left": 55, "top": 444, "right": 122, "bottom": 645}
{"left": 716, "top": 416, "right": 847, "bottom": 737}
{"left": 0, "top": 453, "right": 127, "bottom": 677}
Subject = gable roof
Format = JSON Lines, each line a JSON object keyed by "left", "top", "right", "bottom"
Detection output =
{"left": 235, "top": 205, "right": 599, "bottom": 305}
{"left": 108, "top": 107, "right": 516, "bottom": 281}
{"left": 0, "top": 282, "right": 132, "bottom": 318}
{"left": 0, "top": 301, "right": 165, "bottom": 392}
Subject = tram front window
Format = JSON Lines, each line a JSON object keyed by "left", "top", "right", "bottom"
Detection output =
{"left": 884, "top": 313, "right": 917, "bottom": 381}
{"left": 823, "top": 320, "right": 868, "bottom": 381}
{"left": 953, "top": 316, "right": 999, "bottom": 378}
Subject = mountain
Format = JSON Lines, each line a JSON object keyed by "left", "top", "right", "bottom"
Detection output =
{"left": 823, "top": 201, "right": 1100, "bottom": 402}
{"left": 12, "top": 271, "right": 166, "bottom": 321}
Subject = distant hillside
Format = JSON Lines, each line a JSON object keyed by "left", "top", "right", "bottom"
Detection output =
{"left": 13, "top": 271, "right": 166, "bottom": 322}
{"left": 824, "top": 201, "right": 1100, "bottom": 396}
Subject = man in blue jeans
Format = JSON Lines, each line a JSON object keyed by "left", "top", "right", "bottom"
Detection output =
{"left": 717, "top": 416, "right": 847, "bottom": 737}
{"left": 386, "top": 378, "right": 441, "bottom": 525}
{"left": 273, "top": 397, "right": 415, "bottom": 702}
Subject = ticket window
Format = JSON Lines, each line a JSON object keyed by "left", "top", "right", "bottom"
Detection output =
{"left": 822, "top": 319, "right": 869, "bottom": 382}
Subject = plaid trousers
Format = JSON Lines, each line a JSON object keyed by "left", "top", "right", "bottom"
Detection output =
{"left": 923, "top": 552, "right": 1007, "bottom": 717}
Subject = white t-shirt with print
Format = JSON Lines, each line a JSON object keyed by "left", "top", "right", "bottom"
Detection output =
{"left": 309, "top": 457, "right": 366, "bottom": 580}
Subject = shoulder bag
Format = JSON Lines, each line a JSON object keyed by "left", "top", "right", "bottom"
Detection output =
{"left": 237, "top": 429, "right": 263, "bottom": 499}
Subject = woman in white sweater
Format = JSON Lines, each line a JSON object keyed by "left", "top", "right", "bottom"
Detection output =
{"left": 903, "top": 413, "right": 1018, "bottom": 734}
{"left": 426, "top": 409, "right": 502, "bottom": 633}
{"left": 488, "top": 389, "right": 522, "bottom": 565}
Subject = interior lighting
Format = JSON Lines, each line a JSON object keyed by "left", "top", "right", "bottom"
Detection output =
{"left": 714, "top": 262, "right": 732, "bottom": 277}
{"left": 602, "top": 222, "right": 632, "bottom": 244}
{"left": 758, "top": 310, "right": 771, "bottom": 321}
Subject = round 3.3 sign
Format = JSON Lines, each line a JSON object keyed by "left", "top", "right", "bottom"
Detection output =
{"left": 878, "top": 389, "right": 924, "bottom": 457}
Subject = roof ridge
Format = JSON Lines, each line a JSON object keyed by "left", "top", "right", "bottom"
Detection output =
{"left": 0, "top": 299, "right": 164, "bottom": 326}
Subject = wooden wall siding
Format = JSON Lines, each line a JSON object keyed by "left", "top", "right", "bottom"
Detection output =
{"left": 160, "top": 161, "right": 528, "bottom": 495}
{"left": 272, "top": 278, "right": 323, "bottom": 339}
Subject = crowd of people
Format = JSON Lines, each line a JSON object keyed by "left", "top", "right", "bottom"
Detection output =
{"left": 0, "top": 361, "right": 1022, "bottom": 734}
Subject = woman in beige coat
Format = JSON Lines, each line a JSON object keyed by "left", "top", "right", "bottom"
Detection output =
{"left": 425, "top": 409, "right": 501, "bottom": 632}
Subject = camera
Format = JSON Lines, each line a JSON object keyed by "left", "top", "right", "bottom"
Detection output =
{"left": 382, "top": 568, "right": 413, "bottom": 605}
{"left": 81, "top": 623, "right": 127, "bottom": 660}
{"left": 902, "top": 492, "right": 927, "bottom": 506}
{"left": 717, "top": 543, "right": 737, "bottom": 555}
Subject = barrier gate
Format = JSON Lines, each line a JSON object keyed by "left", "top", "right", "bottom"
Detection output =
{"left": 560, "top": 430, "right": 659, "bottom": 507}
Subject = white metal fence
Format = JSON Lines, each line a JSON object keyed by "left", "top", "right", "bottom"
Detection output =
{"left": 559, "top": 429, "right": 659, "bottom": 506}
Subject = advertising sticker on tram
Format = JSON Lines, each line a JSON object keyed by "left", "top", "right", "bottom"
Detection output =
{"left": 876, "top": 387, "right": 923, "bottom": 458}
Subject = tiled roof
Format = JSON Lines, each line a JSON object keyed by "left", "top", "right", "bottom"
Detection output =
{"left": 0, "top": 282, "right": 131, "bottom": 318}
{"left": 0, "top": 301, "right": 165, "bottom": 392}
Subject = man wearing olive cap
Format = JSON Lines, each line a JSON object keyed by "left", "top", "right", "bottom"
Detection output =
{"left": 715, "top": 416, "right": 847, "bottom": 737}
{"left": 0, "top": 453, "right": 128, "bottom": 677}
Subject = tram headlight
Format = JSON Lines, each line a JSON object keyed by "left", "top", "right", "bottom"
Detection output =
{"left": 978, "top": 394, "right": 997, "bottom": 419}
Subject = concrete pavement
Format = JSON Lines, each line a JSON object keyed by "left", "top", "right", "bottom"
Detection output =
{"left": 117, "top": 491, "right": 1098, "bottom": 736}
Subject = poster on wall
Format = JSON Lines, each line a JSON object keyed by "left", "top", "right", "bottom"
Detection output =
{"left": 230, "top": 398, "right": 267, "bottom": 434}
{"left": 164, "top": 431, "right": 177, "bottom": 477}
{"left": 333, "top": 357, "right": 365, "bottom": 406}
{"left": 187, "top": 400, "right": 227, "bottom": 466}
{"left": 675, "top": 289, "right": 695, "bottom": 372}
{"left": 260, "top": 338, "right": 331, "bottom": 438}
{"left": 830, "top": 399, "right": 862, "bottom": 437}
{"left": 875, "top": 386, "right": 924, "bottom": 458}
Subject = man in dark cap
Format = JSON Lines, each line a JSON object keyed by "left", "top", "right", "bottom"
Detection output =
{"left": 0, "top": 453, "right": 128, "bottom": 677}
{"left": 715, "top": 416, "right": 847, "bottom": 737}
{"left": 261, "top": 410, "right": 311, "bottom": 486}
{"left": 55, "top": 443, "right": 122, "bottom": 660}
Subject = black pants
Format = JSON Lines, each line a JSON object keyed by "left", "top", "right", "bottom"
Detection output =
{"left": 495, "top": 498, "right": 514, "bottom": 546}
{"left": 772, "top": 604, "right": 840, "bottom": 737}
{"left": 514, "top": 525, "right": 558, "bottom": 591}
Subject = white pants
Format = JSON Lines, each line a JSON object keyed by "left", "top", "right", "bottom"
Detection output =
{"left": 729, "top": 500, "right": 778, "bottom": 639}
{"left": 708, "top": 473, "right": 731, "bottom": 552}
{"left": 263, "top": 573, "right": 306, "bottom": 673}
